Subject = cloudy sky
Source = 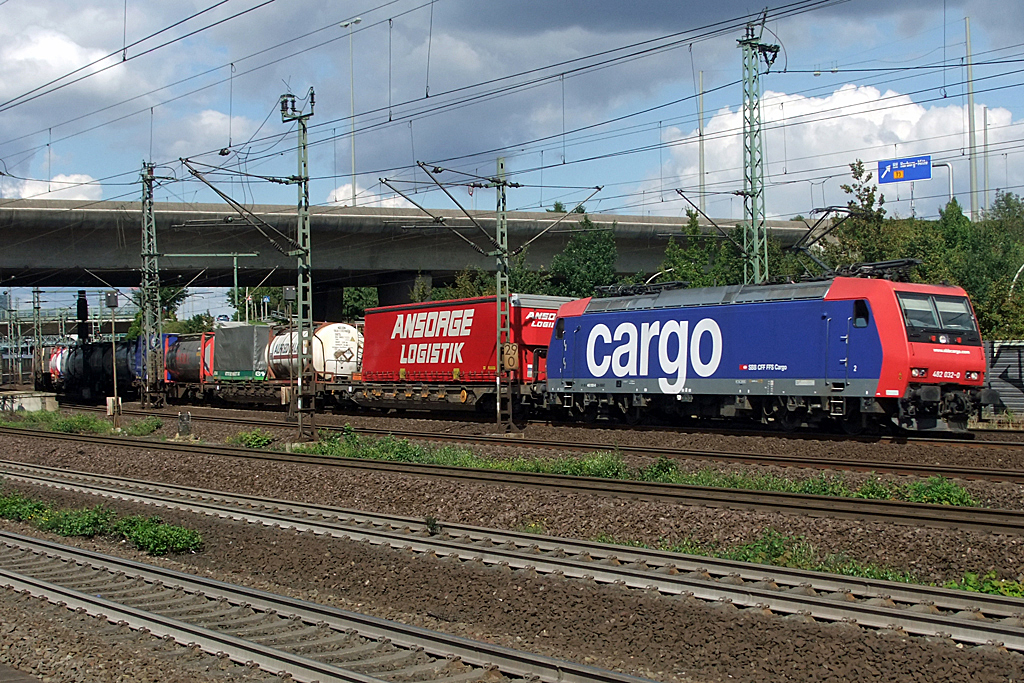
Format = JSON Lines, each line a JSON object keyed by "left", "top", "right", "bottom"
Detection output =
{"left": 1, "top": 0, "right": 1023, "bottom": 314}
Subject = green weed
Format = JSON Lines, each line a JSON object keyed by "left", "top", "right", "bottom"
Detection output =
{"left": 124, "top": 416, "right": 163, "bottom": 437}
{"left": 114, "top": 515, "right": 203, "bottom": 555}
{"left": 36, "top": 505, "right": 115, "bottom": 537}
{"left": 900, "top": 477, "right": 977, "bottom": 506}
{"left": 294, "top": 429, "right": 981, "bottom": 509}
{"left": 0, "top": 490, "right": 202, "bottom": 555}
{"left": 518, "top": 520, "right": 547, "bottom": 535}
{"left": 945, "top": 572, "right": 1024, "bottom": 598}
{"left": 0, "top": 492, "right": 49, "bottom": 521}
{"left": 227, "top": 428, "right": 276, "bottom": 449}
{"left": 50, "top": 414, "right": 110, "bottom": 434}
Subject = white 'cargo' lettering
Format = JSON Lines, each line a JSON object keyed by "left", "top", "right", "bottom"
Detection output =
{"left": 585, "top": 317, "right": 723, "bottom": 394}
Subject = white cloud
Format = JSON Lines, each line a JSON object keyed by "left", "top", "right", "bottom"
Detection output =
{"left": 662, "top": 84, "right": 1021, "bottom": 220}
{"left": 164, "top": 110, "right": 261, "bottom": 160}
{"left": 327, "top": 183, "right": 413, "bottom": 209}
{"left": 8, "top": 173, "right": 102, "bottom": 200}
{"left": 0, "top": 27, "right": 124, "bottom": 100}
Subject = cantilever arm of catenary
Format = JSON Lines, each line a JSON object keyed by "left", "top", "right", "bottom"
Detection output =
{"left": 379, "top": 177, "right": 488, "bottom": 256}
{"left": 181, "top": 158, "right": 298, "bottom": 256}
{"left": 417, "top": 161, "right": 500, "bottom": 251}
{"left": 511, "top": 185, "right": 603, "bottom": 257}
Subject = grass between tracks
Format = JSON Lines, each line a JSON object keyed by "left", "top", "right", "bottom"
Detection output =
{"left": 0, "top": 490, "right": 202, "bottom": 555}
{"left": 590, "top": 528, "right": 1024, "bottom": 598}
{"left": 282, "top": 426, "right": 979, "bottom": 507}
{"left": 0, "top": 410, "right": 163, "bottom": 437}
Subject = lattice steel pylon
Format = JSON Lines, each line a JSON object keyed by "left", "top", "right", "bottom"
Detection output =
{"left": 140, "top": 162, "right": 164, "bottom": 406}
{"left": 280, "top": 90, "right": 317, "bottom": 440}
{"left": 737, "top": 22, "right": 778, "bottom": 284}
{"left": 492, "top": 158, "right": 512, "bottom": 427}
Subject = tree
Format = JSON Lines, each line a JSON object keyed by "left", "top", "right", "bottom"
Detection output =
{"left": 163, "top": 313, "right": 214, "bottom": 334}
{"left": 341, "top": 287, "right": 378, "bottom": 320}
{"left": 508, "top": 249, "right": 550, "bottom": 295}
{"left": 547, "top": 201, "right": 586, "bottom": 214}
{"left": 659, "top": 211, "right": 738, "bottom": 287}
{"left": 824, "top": 160, "right": 888, "bottom": 267}
{"left": 427, "top": 267, "right": 495, "bottom": 301}
{"left": 227, "top": 286, "right": 284, "bottom": 321}
{"left": 125, "top": 286, "right": 192, "bottom": 339}
{"left": 548, "top": 216, "right": 618, "bottom": 297}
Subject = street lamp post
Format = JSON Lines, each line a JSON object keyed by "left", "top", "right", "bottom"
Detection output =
{"left": 340, "top": 18, "right": 361, "bottom": 206}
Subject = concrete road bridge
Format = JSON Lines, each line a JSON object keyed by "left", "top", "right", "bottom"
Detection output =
{"left": 0, "top": 199, "right": 812, "bottom": 316}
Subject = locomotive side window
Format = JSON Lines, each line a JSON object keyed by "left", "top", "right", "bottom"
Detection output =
{"left": 853, "top": 300, "right": 869, "bottom": 328}
{"left": 934, "top": 296, "right": 977, "bottom": 331}
{"left": 555, "top": 318, "right": 565, "bottom": 339}
{"left": 897, "top": 293, "right": 939, "bottom": 329}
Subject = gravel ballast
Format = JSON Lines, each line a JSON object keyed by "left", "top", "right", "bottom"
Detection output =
{"left": 3, "top": 412, "right": 1024, "bottom": 682}
{"left": 3, "top": 482, "right": 1024, "bottom": 683}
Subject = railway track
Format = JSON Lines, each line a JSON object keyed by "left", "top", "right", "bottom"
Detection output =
{"left": 5, "top": 461, "right": 1024, "bottom": 652}
{"left": 51, "top": 406, "right": 1024, "bottom": 484}
{"left": 2, "top": 425, "right": 1024, "bottom": 536}
{"left": 58, "top": 399, "right": 1024, "bottom": 446}
{"left": 0, "top": 529, "right": 652, "bottom": 683}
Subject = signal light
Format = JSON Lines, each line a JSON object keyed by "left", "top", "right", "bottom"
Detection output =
{"left": 966, "top": 371, "right": 980, "bottom": 381}
{"left": 939, "top": 334, "right": 950, "bottom": 344}
{"left": 911, "top": 368, "right": 928, "bottom": 378}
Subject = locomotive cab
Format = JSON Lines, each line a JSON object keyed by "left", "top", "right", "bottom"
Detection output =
{"left": 892, "top": 289, "right": 997, "bottom": 431}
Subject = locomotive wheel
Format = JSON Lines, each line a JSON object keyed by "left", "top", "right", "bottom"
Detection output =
{"left": 839, "top": 412, "right": 865, "bottom": 436}
{"left": 777, "top": 407, "right": 802, "bottom": 432}
{"left": 623, "top": 405, "right": 643, "bottom": 426}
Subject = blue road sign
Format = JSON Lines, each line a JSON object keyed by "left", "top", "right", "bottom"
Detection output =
{"left": 878, "top": 155, "right": 931, "bottom": 184}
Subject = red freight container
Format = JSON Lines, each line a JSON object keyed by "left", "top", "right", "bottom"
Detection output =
{"left": 361, "top": 294, "right": 573, "bottom": 384}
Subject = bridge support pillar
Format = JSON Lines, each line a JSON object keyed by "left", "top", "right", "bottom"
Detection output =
{"left": 312, "top": 284, "right": 346, "bottom": 322}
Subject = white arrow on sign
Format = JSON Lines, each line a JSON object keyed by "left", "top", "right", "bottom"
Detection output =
{"left": 881, "top": 164, "right": 892, "bottom": 179}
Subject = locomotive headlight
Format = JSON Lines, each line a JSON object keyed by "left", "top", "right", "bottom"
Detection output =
{"left": 938, "top": 334, "right": 950, "bottom": 344}
{"left": 966, "top": 371, "right": 980, "bottom": 381}
{"left": 911, "top": 368, "right": 928, "bottom": 378}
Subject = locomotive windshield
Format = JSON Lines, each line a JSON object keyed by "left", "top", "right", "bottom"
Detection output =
{"left": 896, "top": 292, "right": 980, "bottom": 344}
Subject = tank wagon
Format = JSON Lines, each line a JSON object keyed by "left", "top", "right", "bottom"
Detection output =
{"left": 163, "top": 322, "right": 362, "bottom": 405}
{"left": 546, "top": 277, "right": 999, "bottom": 432}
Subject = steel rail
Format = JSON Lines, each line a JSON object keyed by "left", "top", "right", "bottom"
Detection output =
{"left": 64, "top": 405, "right": 1024, "bottom": 482}
{"left": 0, "top": 530, "right": 654, "bottom": 683}
{"left": 5, "top": 463, "right": 1024, "bottom": 652}
{"left": 3, "top": 425, "right": 1024, "bottom": 534}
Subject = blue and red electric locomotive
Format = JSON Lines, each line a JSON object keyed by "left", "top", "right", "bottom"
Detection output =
{"left": 545, "top": 276, "right": 998, "bottom": 432}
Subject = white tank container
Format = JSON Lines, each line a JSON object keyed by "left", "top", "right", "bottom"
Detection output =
{"left": 267, "top": 323, "right": 363, "bottom": 379}
{"left": 49, "top": 347, "right": 68, "bottom": 382}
